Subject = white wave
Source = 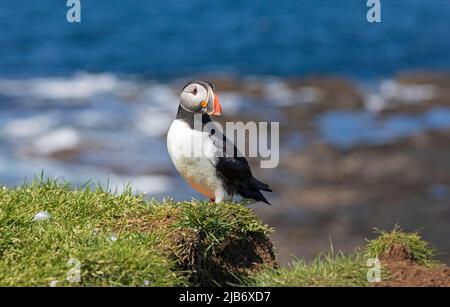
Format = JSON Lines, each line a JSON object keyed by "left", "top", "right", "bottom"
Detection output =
{"left": 143, "top": 83, "right": 179, "bottom": 110}
{"left": 31, "top": 73, "right": 119, "bottom": 100}
{"left": 92, "top": 174, "right": 173, "bottom": 195}
{"left": 0, "top": 155, "right": 175, "bottom": 197}
{"left": 128, "top": 175, "right": 172, "bottom": 194}
{"left": 365, "top": 93, "right": 388, "bottom": 113}
{"left": 262, "top": 78, "right": 293, "bottom": 106}
{"left": 293, "top": 86, "right": 324, "bottom": 104}
{"left": 262, "top": 78, "right": 323, "bottom": 106}
{"left": 3, "top": 115, "right": 57, "bottom": 138}
{"left": 363, "top": 79, "right": 436, "bottom": 113}
{"left": 134, "top": 107, "right": 173, "bottom": 137}
{"left": 32, "top": 127, "right": 81, "bottom": 155}
{"left": 217, "top": 92, "right": 243, "bottom": 114}
{"left": 0, "top": 73, "right": 120, "bottom": 100}
{"left": 380, "top": 80, "right": 436, "bottom": 104}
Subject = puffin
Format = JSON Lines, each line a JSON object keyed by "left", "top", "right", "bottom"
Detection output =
{"left": 167, "top": 80, "right": 272, "bottom": 204}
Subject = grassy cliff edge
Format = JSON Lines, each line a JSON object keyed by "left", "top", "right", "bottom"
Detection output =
{"left": 0, "top": 181, "right": 448, "bottom": 287}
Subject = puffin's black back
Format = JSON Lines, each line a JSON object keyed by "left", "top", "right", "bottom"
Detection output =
{"left": 215, "top": 133, "right": 272, "bottom": 205}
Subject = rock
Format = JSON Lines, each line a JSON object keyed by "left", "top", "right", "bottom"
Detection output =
{"left": 32, "top": 211, "right": 51, "bottom": 222}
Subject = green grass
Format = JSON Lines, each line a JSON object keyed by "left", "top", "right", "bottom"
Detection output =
{"left": 0, "top": 179, "right": 272, "bottom": 286}
{"left": 365, "top": 225, "right": 437, "bottom": 267}
{"left": 0, "top": 180, "right": 443, "bottom": 287}
{"left": 246, "top": 251, "right": 369, "bottom": 287}
{"left": 175, "top": 201, "right": 271, "bottom": 250}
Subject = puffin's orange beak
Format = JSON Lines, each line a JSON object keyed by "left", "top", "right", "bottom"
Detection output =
{"left": 211, "top": 93, "right": 222, "bottom": 116}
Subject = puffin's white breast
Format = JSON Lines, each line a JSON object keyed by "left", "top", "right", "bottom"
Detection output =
{"left": 167, "top": 119, "right": 228, "bottom": 200}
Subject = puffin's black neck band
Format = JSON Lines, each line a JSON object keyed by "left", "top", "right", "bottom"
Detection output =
{"left": 176, "top": 105, "right": 211, "bottom": 130}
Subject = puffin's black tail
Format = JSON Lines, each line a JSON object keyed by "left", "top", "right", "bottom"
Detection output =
{"left": 250, "top": 177, "right": 273, "bottom": 192}
{"left": 238, "top": 177, "right": 272, "bottom": 205}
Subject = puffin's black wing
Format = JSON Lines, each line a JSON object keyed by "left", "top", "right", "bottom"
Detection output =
{"left": 214, "top": 135, "right": 272, "bottom": 205}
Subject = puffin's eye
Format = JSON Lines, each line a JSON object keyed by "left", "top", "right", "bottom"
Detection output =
{"left": 191, "top": 87, "right": 197, "bottom": 96}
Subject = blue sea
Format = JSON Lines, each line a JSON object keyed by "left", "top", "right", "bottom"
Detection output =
{"left": 1, "top": 0, "right": 450, "bottom": 78}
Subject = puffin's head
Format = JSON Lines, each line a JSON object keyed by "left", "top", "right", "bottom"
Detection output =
{"left": 180, "top": 80, "right": 222, "bottom": 116}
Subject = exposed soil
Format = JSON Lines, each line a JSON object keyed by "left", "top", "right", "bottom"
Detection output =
{"left": 377, "top": 244, "right": 450, "bottom": 287}
{"left": 175, "top": 230, "right": 277, "bottom": 286}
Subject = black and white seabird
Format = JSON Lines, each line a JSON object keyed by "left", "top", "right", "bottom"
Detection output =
{"left": 167, "top": 80, "right": 272, "bottom": 204}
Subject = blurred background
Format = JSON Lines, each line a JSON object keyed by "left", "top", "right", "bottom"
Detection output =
{"left": 0, "top": 0, "right": 449, "bottom": 264}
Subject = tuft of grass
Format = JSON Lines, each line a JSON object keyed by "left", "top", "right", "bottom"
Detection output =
{"left": 171, "top": 201, "right": 274, "bottom": 286}
{"left": 247, "top": 251, "right": 368, "bottom": 287}
{"left": 365, "top": 225, "right": 437, "bottom": 267}
{"left": 175, "top": 201, "right": 272, "bottom": 250}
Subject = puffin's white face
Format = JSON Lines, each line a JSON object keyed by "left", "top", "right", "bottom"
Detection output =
{"left": 180, "top": 81, "right": 222, "bottom": 116}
